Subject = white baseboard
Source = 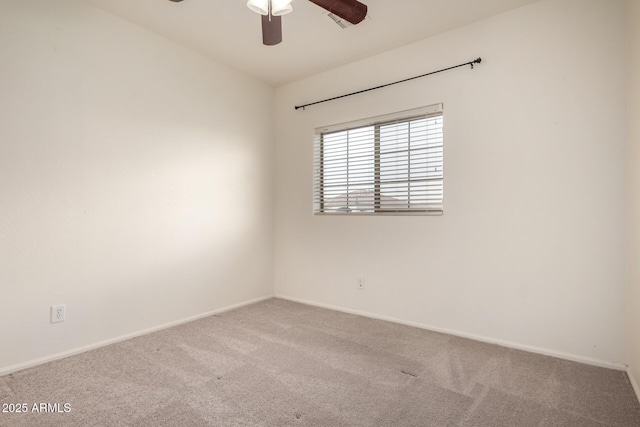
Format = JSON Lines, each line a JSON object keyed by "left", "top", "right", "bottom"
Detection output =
{"left": 4, "top": 293, "right": 629, "bottom": 379}
{"left": 629, "top": 367, "right": 640, "bottom": 404}
{"left": 275, "top": 294, "right": 627, "bottom": 371}
{"left": 0, "top": 295, "right": 273, "bottom": 377}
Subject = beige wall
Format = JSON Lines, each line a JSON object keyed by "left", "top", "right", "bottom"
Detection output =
{"left": 627, "top": 0, "right": 640, "bottom": 397}
{"left": 274, "top": 0, "right": 628, "bottom": 366}
{"left": 0, "top": 0, "right": 274, "bottom": 373}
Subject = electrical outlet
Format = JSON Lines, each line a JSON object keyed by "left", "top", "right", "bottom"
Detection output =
{"left": 51, "top": 304, "right": 65, "bottom": 323}
{"left": 357, "top": 277, "right": 365, "bottom": 290}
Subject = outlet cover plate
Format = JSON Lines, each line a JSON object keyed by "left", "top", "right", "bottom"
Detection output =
{"left": 51, "top": 304, "right": 65, "bottom": 323}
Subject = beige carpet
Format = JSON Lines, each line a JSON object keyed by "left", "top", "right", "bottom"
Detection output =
{"left": 1, "top": 298, "right": 639, "bottom": 426}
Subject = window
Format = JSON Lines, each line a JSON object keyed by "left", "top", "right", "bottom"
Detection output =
{"left": 314, "top": 104, "right": 443, "bottom": 215}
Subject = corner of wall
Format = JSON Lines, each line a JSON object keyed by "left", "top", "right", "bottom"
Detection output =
{"left": 627, "top": 0, "right": 640, "bottom": 405}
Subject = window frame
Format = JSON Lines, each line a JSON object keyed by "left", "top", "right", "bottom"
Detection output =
{"left": 314, "top": 104, "right": 444, "bottom": 216}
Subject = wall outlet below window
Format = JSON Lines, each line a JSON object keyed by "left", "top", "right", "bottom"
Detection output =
{"left": 357, "top": 278, "right": 365, "bottom": 290}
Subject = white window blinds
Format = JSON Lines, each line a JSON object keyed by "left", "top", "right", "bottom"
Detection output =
{"left": 314, "top": 104, "right": 443, "bottom": 215}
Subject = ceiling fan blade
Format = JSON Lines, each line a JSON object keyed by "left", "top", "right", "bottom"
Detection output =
{"left": 308, "top": 0, "right": 367, "bottom": 25}
{"left": 262, "top": 15, "right": 283, "bottom": 46}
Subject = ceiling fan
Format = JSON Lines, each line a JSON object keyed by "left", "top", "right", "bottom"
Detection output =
{"left": 169, "top": 0, "right": 368, "bottom": 46}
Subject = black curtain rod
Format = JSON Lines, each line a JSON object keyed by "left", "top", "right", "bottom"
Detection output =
{"left": 294, "top": 57, "right": 482, "bottom": 111}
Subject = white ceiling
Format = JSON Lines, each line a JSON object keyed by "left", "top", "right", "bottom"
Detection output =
{"left": 83, "top": 0, "right": 539, "bottom": 87}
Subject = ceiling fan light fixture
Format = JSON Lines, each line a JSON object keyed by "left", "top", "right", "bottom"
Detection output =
{"left": 271, "top": 0, "right": 293, "bottom": 16}
{"left": 247, "top": 0, "right": 269, "bottom": 15}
